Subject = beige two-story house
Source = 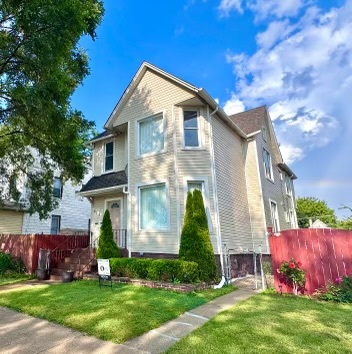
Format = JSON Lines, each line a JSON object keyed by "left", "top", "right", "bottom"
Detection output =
{"left": 79, "top": 62, "right": 298, "bottom": 276}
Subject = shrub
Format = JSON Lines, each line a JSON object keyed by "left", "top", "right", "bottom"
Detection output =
{"left": 0, "top": 252, "right": 12, "bottom": 274}
{"left": 277, "top": 258, "right": 305, "bottom": 294}
{"left": 179, "top": 190, "right": 217, "bottom": 282}
{"left": 316, "top": 275, "right": 352, "bottom": 303}
{"left": 96, "top": 209, "right": 121, "bottom": 259}
{"left": 109, "top": 257, "right": 199, "bottom": 283}
{"left": 0, "top": 251, "right": 26, "bottom": 275}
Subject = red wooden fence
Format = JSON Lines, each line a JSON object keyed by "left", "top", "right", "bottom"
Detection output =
{"left": 0, "top": 234, "right": 89, "bottom": 273}
{"left": 269, "top": 228, "right": 352, "bottom": 294}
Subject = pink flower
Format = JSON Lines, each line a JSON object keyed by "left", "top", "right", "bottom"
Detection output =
{"left": 335, "top": 277, "right": 342, "bottom": 284}
{"left": 276, "top": 268, "right": 281, "bottom": 274}
{"left": 297, "top": 261, "right": 302, "bottom": 267}
{"left": 289, "top": 262, "right": 295, "bottom": 269}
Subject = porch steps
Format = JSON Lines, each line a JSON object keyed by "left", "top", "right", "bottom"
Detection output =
{"left": 50, "top": 248, "right": 97, "bottom": 281}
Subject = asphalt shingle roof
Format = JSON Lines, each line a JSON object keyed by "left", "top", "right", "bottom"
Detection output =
{"left": 229, "top": 106, "right": 267, "bottom": 135}
{"left": 80, "top": 171, "right": 127, "bottom": 192}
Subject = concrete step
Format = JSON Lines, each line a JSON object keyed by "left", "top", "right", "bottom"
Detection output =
{"left": 63, "top": 256, "right": 95, "bottom": 264}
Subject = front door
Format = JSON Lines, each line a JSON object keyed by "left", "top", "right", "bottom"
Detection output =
{"left": 106, "top": 200, "right": 123, "bottom": 247}
{"left": 107, "top": 200, "right": 121, "bottom": 230}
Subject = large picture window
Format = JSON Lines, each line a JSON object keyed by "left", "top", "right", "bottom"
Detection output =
{"left": 105, "top": 141, "right": 114, "bottom": 172}
{"left": 183, "top": 110, "right": 199, "bottom": 147}
{"left": 139, "top": 184, "right": 168, "bottom": 230}
{"left": 263, "top": 148, "right": 273, "bottom": 180}
{"left": 139, "top": 113, "right": 164, "bottom": 156}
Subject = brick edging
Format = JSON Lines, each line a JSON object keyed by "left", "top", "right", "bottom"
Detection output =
{"left": 83, "top": 274, "right": 212, "bottom": 292}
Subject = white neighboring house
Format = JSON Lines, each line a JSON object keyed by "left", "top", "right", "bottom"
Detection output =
{"left": 0, "top": 160, "right": 91, "bottom": 235}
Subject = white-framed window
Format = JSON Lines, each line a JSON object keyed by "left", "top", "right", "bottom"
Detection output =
{"left": 285, "top": 175, "right": 292, "bottom": 196}
{"left": 138, "top": 113, "right": 164, "bottom": 156}
{"left": 50, "top": 215, "right": 61, "bottom": 235}
{"left": 183, "top": 109, "right": 200, "bottom": 148}
{"left": 263, "top": 148, "right": 273, "bottom": 181}
{"left": 270, "top": 200, "right": 280, "bottom": 232}
{"left": 184, "top": 177, "right": 212, "bottom": 231}
{"left": 262, "top": 126, "right": 268, "bottom": 142}
{"left": 279, "top": 169, "right": 283, "bottom": 180}
{"left": 139, "top": 183, "right": 169, "bottom": 230}
{"left": 288, "top": 209, "right": 296, "bottom": 228}
{"left": 53, "top": 177, "right": 62, "bottom": 198}
{"left": 104, "top": 141, "right": 114, "bottom": 172}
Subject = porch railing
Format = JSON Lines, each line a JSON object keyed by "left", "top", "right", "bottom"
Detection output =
{"left": 113, "top": 229, "right": 127, "bottom": 249}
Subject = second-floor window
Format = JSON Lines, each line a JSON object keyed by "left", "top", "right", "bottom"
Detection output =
{"left": 263, "top": 148, "right": 273, "bottom": 180}
{"left": 105, "top": 141, "right": 114, "bottom": 172}
{"left": 53, "top": 177, "right": 62, "bottom": 198}
{"left": 270, "top": 200, "right": 280, "bottom": 232}
{"left": 285, "top": 175, "right": 292, "bottom": 196}
{"left": 183, "top": 110, "right": 200, "bottom": 147}
{"left": 138, "top": 113, "right": 164, "bottom": 156}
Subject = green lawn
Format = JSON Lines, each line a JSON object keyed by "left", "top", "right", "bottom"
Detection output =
{"left": 0, "top": 275, "right": 31, "bottom": 286}
{"left": 0, "top": 280, "right": 234, "bottom": 343}
{"left": 167, "top": 292, "right": 352, "bottom": 354}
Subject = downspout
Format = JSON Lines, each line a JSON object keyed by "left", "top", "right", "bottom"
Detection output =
{"left": 208, "top": 104, "right": 226, "bottom": 288}
{"left": 124, "top": 122, "right": 132, "bottom": 258}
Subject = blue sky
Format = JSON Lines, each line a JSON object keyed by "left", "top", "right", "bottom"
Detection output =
{"left": 72, "top": 0, "right": 352, "bottom": 218}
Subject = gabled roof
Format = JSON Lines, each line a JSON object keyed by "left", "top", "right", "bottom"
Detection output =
{"left": 229, "top": 106, "right": 266, "bottom": 135}
{"left": 104, "top": 61, "right": 247, "bottom": 138}
{"left": 80, "top": 171, "right": 127, "bottom": 193}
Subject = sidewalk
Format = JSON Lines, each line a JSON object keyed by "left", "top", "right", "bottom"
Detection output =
{"left": 0, "top": 276, "right": 261, "bottom": 354}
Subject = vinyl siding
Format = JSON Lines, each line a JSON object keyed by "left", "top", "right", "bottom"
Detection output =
{"left": 112, "top": 69, "right": 196, "bottom": 254}
{"left": 243, "top": 139, "right": 269, "bottom": 253}
{"left": 212, "top": 115, "right": 253, "bottom": 252}
{"left": 0, "top": 210, "right": 24, "bottom": 234}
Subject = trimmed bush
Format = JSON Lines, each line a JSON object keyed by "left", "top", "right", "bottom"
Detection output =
{"left": 179, "top": 190, "right": 217, "bottom": 282}
{"left": 0, "top": 251, "right": 26, "bottom": 275}
{"left": 96, "top": 209, "right": 121, "bottom": 259}
{"left": 109, "top": 257, "right": 199, "bottom": 283}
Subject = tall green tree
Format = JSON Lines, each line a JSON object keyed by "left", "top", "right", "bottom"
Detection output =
{"left": 0, "top": 0, "right": 104, "bottom": 218}
{"left": 296, "top": 197, "right": 337, "bottom": 228}
{"left": 179, "top": 190, "right": 217, "bottom": 281}
{"left": 96, "top": 209, "right": 121, "bottom": 259}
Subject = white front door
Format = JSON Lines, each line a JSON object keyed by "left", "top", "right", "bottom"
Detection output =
{"left": 107, "top": 200, "right": 121, "bottom": 230}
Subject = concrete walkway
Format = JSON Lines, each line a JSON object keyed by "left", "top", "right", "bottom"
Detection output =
{"left": 0, "top": 277, "right": 261, "bottom": 354}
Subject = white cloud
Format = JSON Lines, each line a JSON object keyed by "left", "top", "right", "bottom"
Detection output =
{"left": 225, "top": 1, "right": 352, "bottom": 164}
{"left": 279, "top": 144, "right": 304, "bottom": 165}
{"left": 218, "top": 0, "right": 243, "bottom": 17}
{"left": 223, "top": 93, "right": 245, "bottom": 115}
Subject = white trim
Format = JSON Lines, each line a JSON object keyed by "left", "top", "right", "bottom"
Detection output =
{"left": 127, "top": 121, "right": 132, "bottom": 257}
{"left": 104, "top": 197, "right": 124, "bottom": 229}
{"left": 182, "top": 176, "right": 213, "bottom": 232}
{"left": 269, "top": 198, "right": 280, "bottom": 232}
{"left": 253, "top": 140, "right": 270, "bottom": 251}
{"left": 136, "top": 180, "right": 170, "bottom": 232}
{"left": 172, "top": 105, "right": 181, "bottom": 247}
{"left": 103, "top": 139, "right": 115, "bottom": 173}
{"left": 181, "top": 107, "right": 202, "bottom": 149}
{"left": 78, "top": 184, "right": 127, "bottom": 197}
{"left": 88, "top": 133, "right": 115, "bottom": 145}
{"left": 208, "top": 105, "right": 223, "bottom": 272}
{"left": 135, "top": 111, "right": 166, "bottom": 158}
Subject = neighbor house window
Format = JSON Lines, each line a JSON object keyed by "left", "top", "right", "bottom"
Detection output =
{"left": 50, "top": 215, "right": 61, "bottom": 235}
{"left": 138, "top": 113, "right": 164, "bottom": 156}
{"left": 139, "top": 184, "right": 168, "bottom": 230}
{"left": 187, "top": 181, "right": 203, "bottom": 194}
{"left": 263, "top": 148, "right": 273, "bottom": 180}
{"left": 53, "top": 177, "right": 62, "bottom": 198}
{"left": 183, "top": 110, "right": 200, "bottom": 147}
{"left": 270, "top": 200, "right": 280, "bottom": 232}
{"left": 104, "top": 141, "right": 114, "bottom": 172}
{"left": 285, "top": 175, "right": 292, "bottom": 196}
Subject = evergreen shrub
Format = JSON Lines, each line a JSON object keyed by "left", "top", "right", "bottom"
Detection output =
{"left": 96, "top": 209, "right": 121, "bottom": 259}
{"left": 179, "top": 190, "right": 217, "bottom": 282}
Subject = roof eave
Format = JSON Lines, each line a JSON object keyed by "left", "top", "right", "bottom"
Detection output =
{"left": 278, "top": 163, "right": 297, "bottom": 180}
{"left": 78, "top": 184, "right": 128, "bottom": 197}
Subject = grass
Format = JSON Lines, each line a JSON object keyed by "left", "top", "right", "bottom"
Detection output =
{"left": 0, "top": 274, "right": 31, "bottom": 286}
{"left": 0, "top": 279, "right": 234, "bottom": 343}
{"left": 166, "top": 292, "right": 352, "bottom": 354}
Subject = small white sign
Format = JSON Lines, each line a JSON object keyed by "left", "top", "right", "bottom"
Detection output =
{"left": 97, "top": 259, "right": 111, "bottom": 276}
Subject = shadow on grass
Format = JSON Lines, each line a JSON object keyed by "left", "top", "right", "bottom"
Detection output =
{"left": 0, "top": 280, "right": 234, "bottom": 343}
